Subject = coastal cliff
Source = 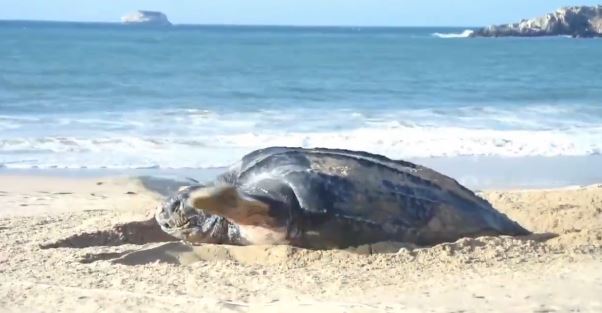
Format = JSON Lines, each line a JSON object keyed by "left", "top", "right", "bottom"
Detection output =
{"left": 472, "top": 5, "right": 602, "bottom": 38}
{"left": 121, "top": 11, "right": 172, "bottom": 26}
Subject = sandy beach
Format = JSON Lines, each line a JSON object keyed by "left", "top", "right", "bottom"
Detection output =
{"left": 0, "top": 174, "right": 600, "bottom": 312}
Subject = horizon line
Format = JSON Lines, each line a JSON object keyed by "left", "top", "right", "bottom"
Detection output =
{"left": 0, "top": 18, "right": 479, "bottom": 29}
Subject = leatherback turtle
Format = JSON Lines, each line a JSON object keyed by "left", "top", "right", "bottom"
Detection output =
{"left": 155, "top": 147, "right": 529, "bottom": 249}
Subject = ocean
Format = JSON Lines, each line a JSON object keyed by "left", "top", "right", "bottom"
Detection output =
{"left": 1, "top": 21, "right": 602, "bottom": 172}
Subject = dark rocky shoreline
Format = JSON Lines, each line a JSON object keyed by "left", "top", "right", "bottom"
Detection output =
{"left": 472, "top": 5, "right": 602, "bottom": 38}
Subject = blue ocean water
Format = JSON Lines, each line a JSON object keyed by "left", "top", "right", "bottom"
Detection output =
{"left": 1, "top": 21, "right": 601, "bottom": 169}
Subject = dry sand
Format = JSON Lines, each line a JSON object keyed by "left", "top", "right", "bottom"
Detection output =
{"left": 0, "top": 175, "right": 601, "bottom": 312}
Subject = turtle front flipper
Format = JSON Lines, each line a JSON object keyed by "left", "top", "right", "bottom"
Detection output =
{"left": 187, "top": 185, "right": 277, "bottom": 227}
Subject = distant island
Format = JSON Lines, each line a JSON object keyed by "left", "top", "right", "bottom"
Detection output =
{"left": 472, "top": 5, "right": 602, "bottom": 38}
{"left": 121, "top": 10, "right": 172, "bottom": 26}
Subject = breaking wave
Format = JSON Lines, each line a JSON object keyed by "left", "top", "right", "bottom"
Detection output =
{"left": 1, "top": 126, "right": 602, "bottom": 169}
{"left": 2, "top": 105, "right": 602, "bottom": 169}
{"left": 432, "top": 29, "right": 474, "bottom": 38}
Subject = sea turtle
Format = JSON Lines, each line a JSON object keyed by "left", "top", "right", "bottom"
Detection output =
{"left": 155, "top": 147, "right": 529, "bottom": 249}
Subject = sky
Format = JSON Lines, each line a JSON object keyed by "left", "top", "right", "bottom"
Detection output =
{"left": 0, "top": 0, "right": 600, "bottom": 26}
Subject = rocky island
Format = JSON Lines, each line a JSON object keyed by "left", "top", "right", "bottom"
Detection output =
{"left": 121, "top": 10, "right": 172, "bottom": 26}
{"left": 472, "top": 5, "right": 602, "bottom": 38}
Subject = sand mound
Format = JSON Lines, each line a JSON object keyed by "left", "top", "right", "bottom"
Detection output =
{"left": 66, "top": 231, "right": 568, "bottom": 269}
{"left": 114, "top": 234, "right": 567, "bottom": 267}
{"left": 40, "top": 218, "right": 176, "bottom": 249}
{"left": 110, "top": 243, "right": 297, "bottom": 266}
{"left": 483, "top": 185, "right": 602, "bottom": 250}
{"left": 109, "top": 241, "right": 417, "bottom": 266}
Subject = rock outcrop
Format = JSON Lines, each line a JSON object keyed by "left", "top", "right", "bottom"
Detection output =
{"left": 472, "top": 5, "right": 602, "bottom": 38}
{"left": 121, "top": 11, "right": 172, "bottom": 26}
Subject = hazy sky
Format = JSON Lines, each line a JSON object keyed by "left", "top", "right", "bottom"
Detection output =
{"left": 0, "top": 0, "right": 599, "bottom": 26}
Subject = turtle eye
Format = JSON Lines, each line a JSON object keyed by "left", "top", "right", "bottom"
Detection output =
{"left": 171, "top": 200, "right": 181, "bottom": 213}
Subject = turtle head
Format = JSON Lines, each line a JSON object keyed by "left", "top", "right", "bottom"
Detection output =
{"left": 155, "top": 185, "right": 235, "bottom": 245}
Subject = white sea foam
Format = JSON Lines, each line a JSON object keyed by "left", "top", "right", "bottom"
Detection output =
{"left": 1, "top": 125, "right": 602, "bottom": 169}
{"left": 432, "top": 29, "right": 474, "bottom": 38}
{"left": 2, "top": 106, "right": 602, "bottom": 169}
